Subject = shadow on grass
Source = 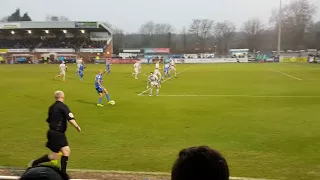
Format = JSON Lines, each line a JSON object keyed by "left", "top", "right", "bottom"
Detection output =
{"left": 75, "top": 99, "right": 96, "bottom": 106}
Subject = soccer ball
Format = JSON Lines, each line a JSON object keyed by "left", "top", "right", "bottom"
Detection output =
{"left": 109, "top": 100, "right": 115, "bottom": 105}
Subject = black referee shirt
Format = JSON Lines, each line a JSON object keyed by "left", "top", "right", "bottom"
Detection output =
{"left": 46, "top": 101, "right": 74, "bottom": 133}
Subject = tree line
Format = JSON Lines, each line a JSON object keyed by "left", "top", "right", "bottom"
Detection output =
{"left": 1, "top": 0, "right": 320, "bottom": 54}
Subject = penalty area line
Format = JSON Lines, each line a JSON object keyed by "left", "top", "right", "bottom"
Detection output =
{"left": 269, "top": 69, "right": 302, "bottom": 80}
{"left": 138, "top": 66, "right": 192, "bottom": 96}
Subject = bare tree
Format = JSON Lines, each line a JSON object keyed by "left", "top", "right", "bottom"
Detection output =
{"left": 154, "top": 23, "right": 174, "bottom": 35}
{"left": 214, "top": 21, "right": 236, "bottom": 53}
{"left": 181, "top": 27, "right": 188, "bottom": 51}
{"left": 270, "top": 0, "right": 316, "bottom": 49}
{"left": 242, "top": 18, "right": 264, "bottom": 51}
{"left": 189, "top": 19, "right": 214, "bottom": 46}
{"left": 139, "top": 21, "right": 155, "bottom": 35}
{"left": 112, "top": 28, "right": 125, "bottom": 54}
{"left": 139, "top": 21, "right": 155, "bottom": 47}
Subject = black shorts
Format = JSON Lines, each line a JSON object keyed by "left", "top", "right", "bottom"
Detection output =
{"left": 46, "top": 130, "right": 68, "bottom": 153}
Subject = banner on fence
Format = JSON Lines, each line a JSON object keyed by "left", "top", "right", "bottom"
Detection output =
{"left": 0, "top": 49, "right": 8, "bottom": 53}
{"left": 144, "top": 48, "right": 170, "bottom": 53}
{"left": 110, "top": 59, "right": 138, "bottom": 64}
{"left": 34, "top": 49, "right": 75, "bottom": 53}
{"left": 80, "top": 48, "right": 103, "bottom": 53}
{"left": 280, "top": 57, "right": 307, "bottom": 62}
{"left": 8, "top": 49, "right": 30, "bottom": 53}
{"left": 180, "top": 58, "right": 248, "bottom": 63}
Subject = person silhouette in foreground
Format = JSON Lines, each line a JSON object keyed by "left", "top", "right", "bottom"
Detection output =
{"left": 20, "top": 165, "right": 69, "bottom": 180}
{"left": 171, "top": 146, "right": 229, "bottom": 180}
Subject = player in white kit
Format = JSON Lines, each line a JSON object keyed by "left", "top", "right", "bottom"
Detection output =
{"left": 76, "top": 58, "right": 83, "bottom": 75}
{"left": 154, "top": 61, "right": 162, "bottom": 79}
{"left": 170, "top": 59, "right": 177, "bottom": 77}
{"left": 147, "top": 72, "right": 160, "bottom": 96}
{"left": 56, "top": 61, "right": 67, "bottom": 82}
{"left": 138, "top": 60, "right": 142, "bottom": 73}
{"left": 133, "top": 61, "right": 139, "bottom": 79}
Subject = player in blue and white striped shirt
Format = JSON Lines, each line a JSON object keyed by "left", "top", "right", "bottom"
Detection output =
{"left": 78, "top": 63, "right": 84, "bottom": 81}
{"left": 163, "top": 62, "right": 171, "bottom": 79}
{"left": 95, "top": 70, "right": 113, "bottom": 107}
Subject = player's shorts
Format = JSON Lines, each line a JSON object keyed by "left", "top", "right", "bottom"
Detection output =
{"left": 95, "top": 86, "right": 104, "bottom": 93}
{"left": 77, "top": 64, "right": 81, "bottom": 68}
{"left": 46, "top": 130, "right": 68, "bottom": 153}
{"left": 79, "top": 71, "right": 84, "bottom": 77}
{"left": 134, "top": 69, "right": 139, "bottom": 74}
{"left": 60, "top": 71, "right": 66, "bottom": 76}
{"left": 170, "top": 66, "right": 176, "bottom": 71}
{"left": 106, "top": 65, "right": 110, "bottom": 70}
{"left": 164, "top": 69, "right": 169, "bottom": 74}
{"left": 151, "top": 82, "right": 159, "bottom": 87}
{"left": 154, "top": 69, "right": 161, "bottom": 76}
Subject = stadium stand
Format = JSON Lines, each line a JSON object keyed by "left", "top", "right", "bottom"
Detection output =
{"left": 0, "top": 21, "right": 113, "bottom": 63}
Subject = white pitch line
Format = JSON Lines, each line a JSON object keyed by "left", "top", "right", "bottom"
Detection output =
{"left": 270, "top": 69, "right": 302, "bottom": 80}
{"left": 0, "top": 166, "right": 271, "bottom": 180}
{"left": 0, "top": 175, "right": 270, "bottom": 180}
{"left": 0, "top": 176, "right": 94, "bottom": 180}
{"left": 138, "top": 66, "right": 192, "bottom": 96}
{"left": 141, "top": 94, "right": 320, "bottom": 98}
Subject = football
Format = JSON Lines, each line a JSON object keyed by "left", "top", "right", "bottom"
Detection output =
{"left": 109, "top": 100, "right": 115, "bottom": 105}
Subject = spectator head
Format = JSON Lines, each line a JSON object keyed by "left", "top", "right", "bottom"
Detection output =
{"left": 20, "top": 165, "right": 69, "bottom": 180}
{"left": 171, "top": 146, "right": 229, "bottom": 180}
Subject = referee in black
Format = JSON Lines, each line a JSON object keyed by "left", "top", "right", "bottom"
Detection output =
{"left": 30, "top": 90, "right": 81, "bottom": 175}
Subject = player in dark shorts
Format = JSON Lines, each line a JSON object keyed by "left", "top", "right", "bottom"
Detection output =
{"left": 29, "top": 90, "right": 81, "bottom": 175}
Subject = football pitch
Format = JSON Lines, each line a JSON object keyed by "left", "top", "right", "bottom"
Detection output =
{"left": 0, "top": 63, "right": 320, "bottom": 180}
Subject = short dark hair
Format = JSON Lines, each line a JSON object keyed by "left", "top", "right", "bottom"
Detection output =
{"left": 171, "top": 146, "right": 229, "bottom": 180}
{"left": 20, "top": 165, "right": 69, "bottom": 180}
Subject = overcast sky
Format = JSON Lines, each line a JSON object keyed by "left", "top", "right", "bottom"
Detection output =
{"left": 2, "top": 0, "right": 320, "bottom": 32}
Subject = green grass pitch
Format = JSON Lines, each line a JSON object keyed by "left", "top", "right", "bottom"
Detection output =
{"left": 0, "top": 63, "right": 320, "bottom": 180}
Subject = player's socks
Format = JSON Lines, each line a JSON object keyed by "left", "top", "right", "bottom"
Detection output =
{"left": 106, "top": 94, "right": 110, "bottom": 102}
{"left": 108, "top": 70, "right": 111, "bottom": 74}
{"left": 60, "top": 156, "right": 68, "bottom": 174}
{"left": 150, "top": 88, "right": 153, "bottom": 95}
{"left": 32, "top": 155, "right": 50, "bottom": 166}
{"left": 98, "top": 97, "right": 102, "bottom": 104}
{"left": 156, "top": 89, "right": 159, "bottom": 95}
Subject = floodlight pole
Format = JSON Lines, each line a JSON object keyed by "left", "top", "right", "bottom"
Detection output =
{"left": 277, "top": 0, "right": 282, "bottom": 57}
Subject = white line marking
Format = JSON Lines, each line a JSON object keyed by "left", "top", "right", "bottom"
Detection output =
{"left": 138, "top": 66, "right": 192, "bottom": 96}
{"left": 0, "top": 176, "right": 94, "bottom": 180}
{"left": 270, "top": 69, "right": 302, "bottom": 80}
{"left": 140, "top": 94, "right": 320, "bottom": 98}
{"left": 0, "top": 166, "right": 271, "bottom": 180}
{"left": 0, "top": 175, "right": 270, "bottom": 180}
